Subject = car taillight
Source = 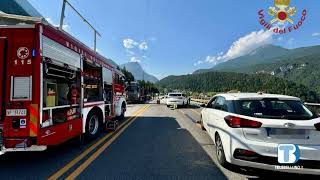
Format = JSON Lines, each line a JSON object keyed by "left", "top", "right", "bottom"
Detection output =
{"left": 315, "top": 123, "right": 320, "bottom": 131}
{"left": 224, "top": 115, "right": 262, "bottom": 128}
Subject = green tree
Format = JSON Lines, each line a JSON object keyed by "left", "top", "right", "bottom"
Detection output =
{"left": 121, "top": 67, "right": 135, "bottom": 84}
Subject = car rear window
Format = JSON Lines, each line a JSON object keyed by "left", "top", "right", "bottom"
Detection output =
{"left": 234, "top": 99, "right": 314, "bottom": 120}
{"left": 169, "top": 94, "right": 182, "bottom": 97}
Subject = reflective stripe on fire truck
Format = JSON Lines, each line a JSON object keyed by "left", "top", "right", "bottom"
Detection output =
{"left": 29, "top": 104, "right": 38, "bottom": 137}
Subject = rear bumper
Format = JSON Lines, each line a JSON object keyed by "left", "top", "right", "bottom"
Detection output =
{"left": 231, "top": 157, "right": 320, "bottom": 175}
{"left": 166, "top": 99, "right": 184, "bottom": 106}
{"left": 0, "top": 130, "right": 47, "bottom": 155}
{"left": 232, "top": 138, "right": 320, "bottom": 161}
{"left": 229, "top": 136, "right": 320, "bottom": 175}
{"left": 0, "top": 145, "right": 47, "bottom": 155}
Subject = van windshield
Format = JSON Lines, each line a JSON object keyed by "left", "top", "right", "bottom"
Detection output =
{"left": 126, "top": 86, "right": 138, "bottom": 92}
{"left": 234, "top": 99, "right": 314, "bottom": 120}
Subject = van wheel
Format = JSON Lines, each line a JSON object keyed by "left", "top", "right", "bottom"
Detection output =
{"left": 85, "top": 111, "right": 101, "bottom": 139}
{"left": 215, "top": 134, "right": 228, "bottom": 167}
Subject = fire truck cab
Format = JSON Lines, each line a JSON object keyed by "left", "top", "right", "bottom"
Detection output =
{"left": 0, "top": 13, "right": 126, "bottom": 154}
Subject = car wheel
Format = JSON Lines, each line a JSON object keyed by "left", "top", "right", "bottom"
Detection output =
{"left": 215, "top": 133, "right": 228, "bottom": 167}
{"left": 85, "top": 111, "right": 101, "bottom": 139}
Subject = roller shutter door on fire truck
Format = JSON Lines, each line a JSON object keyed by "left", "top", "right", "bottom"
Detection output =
{"left": 42, "top": 36, "right": 80, "bottom": 68}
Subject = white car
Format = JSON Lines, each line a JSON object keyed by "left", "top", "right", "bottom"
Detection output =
{"left": 200, "top": 93, "right": 320, "bottom": 174}
{"left": 166, "top": 93, "right": 190, "bottom": 107}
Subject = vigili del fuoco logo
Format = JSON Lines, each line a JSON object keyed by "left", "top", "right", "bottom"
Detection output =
{"left": 258, "top": 0, "right": 307, "bottom": 34}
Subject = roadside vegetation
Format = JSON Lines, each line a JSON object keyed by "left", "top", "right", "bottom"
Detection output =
{"left": 158, "top": 71, "right": 320, "bottom": 103}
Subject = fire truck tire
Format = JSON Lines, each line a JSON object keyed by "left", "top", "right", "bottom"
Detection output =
{"left": 117, "top": 102, "right": 126, "bottom": 120}
{"left": 85, "top": 110, "right": 102, "bottom": 139}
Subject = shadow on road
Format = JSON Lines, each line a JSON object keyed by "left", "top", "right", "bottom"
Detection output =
{"left": 0, "top": 116, "right": 131, "bottom": 179}
{"left": 0, "top": 130, "right": 114, "bottom": 178}
{"left": 76, "top": 116, "right": 228, "bottom": 180}
{"left": 0, "top": 116, "right": 227, "bottom": 179}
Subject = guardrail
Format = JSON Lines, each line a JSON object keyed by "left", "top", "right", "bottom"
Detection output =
{"left": 191, "top": 98, "right": 210, "bottom": 104}
{"left": 191, "top": 98, "right": 320, "bottom": 107}
{"left": 305, "top": 103, "right": 320, "bottom": 107}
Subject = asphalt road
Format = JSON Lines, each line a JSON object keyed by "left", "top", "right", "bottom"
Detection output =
{"left": 0, "top": 103, "right": 319, "bottom": 179}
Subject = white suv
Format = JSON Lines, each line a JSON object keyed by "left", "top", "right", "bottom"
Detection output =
{"left": 200, "top": 93, "right": 320, "bottom": 174}
{"left": 166, "top": 93, "right": 189, "bottom": 107}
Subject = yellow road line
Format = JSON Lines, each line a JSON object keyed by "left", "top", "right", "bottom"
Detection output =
{"left": 65, "top": 105, "right": 150, "bottom": 180}
{"left": 48, "top": 105, "right": 149, "bottom": 180}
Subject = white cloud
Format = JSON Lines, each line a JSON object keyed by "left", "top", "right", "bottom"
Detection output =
{"left": 123, "top": 38, "right": 149, "bottom": 51}
{"left": 46, "top": 18, "right": 69, "bottom": 31}
{"left": 312, "top": 32, "right": 320, "bottom": 37}
{"left": 130, "top": 57, "right": 141, "bottom": 63}
{"left": 193, "top": 60, "right": 204, "bottom": 66}
{"left": 123, "top": 38, "right": 139, "bottom": 49}
{"left": 139, "top": 42, "right": 148, "bottom": 50}
{"left": 123, "top": 38, "right": 151, "bottom": 63}
{"left": 221, "top": 29, "right": 273, "bottom": 61}
{"left": 205, "top": 56, "right": 217, "bottom": 63}
{"left": 198, "top": 29, "right": 274, "bottom": 66}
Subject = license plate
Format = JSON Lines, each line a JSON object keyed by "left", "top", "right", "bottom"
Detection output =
{"left": 270, "top": 129, "right": 306, "bottom": 135}
{"left": 269, "top": 128, "right": 307, "bottom": 139}
{"left": 6, "top": 109, "right": 27, "bottom": 116}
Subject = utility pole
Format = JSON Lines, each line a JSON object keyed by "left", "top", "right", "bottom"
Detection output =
{"left": 59, "top": 0, "right": 101, "bottom": 52}
{"left": 59, "top": 0, "right": 66, "bottom": 30}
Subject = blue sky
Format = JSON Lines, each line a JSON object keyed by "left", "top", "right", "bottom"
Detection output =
{"left": 28, "top": 0, "right": 320, "bottom": 79}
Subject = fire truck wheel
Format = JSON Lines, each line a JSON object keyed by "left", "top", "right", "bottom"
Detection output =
{"left": 85, "top": 110, "right": 102, "bottom": 139}
{"left": 117, "top": 103, "right": 126, "bottom": 120}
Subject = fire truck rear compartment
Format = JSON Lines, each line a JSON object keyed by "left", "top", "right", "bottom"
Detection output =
{"left": 0, "top": 28, "right": 37, "bottom": 149}
{"left": 0, "top": 37, "right": 6, "bottom": 124}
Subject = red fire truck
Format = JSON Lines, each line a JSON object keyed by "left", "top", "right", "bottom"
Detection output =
{"left": 0, "top": 14, "right": 126, "bottom": 154}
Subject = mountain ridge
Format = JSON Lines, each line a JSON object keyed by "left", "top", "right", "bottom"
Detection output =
{"left": 190, "top": 44, "right": 320, "bottom": 95}
{"left": 121, "top": 62, "right": 159, "bottom": 83}
{"left": 194, "top": 44, "right": 290, "bottom": 74}
{"left": 193, "top": 44, "right": 320, "bottom": 74}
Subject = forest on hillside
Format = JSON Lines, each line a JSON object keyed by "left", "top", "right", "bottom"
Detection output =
{"left": 158, "top": 71, "right": 320, "bottom": 103}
